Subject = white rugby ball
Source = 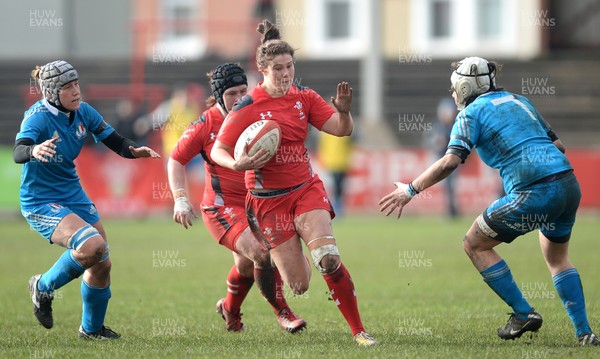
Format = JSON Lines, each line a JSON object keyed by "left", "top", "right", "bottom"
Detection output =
{"left": 233, "top": 120, "right": 281, "bottom": 163}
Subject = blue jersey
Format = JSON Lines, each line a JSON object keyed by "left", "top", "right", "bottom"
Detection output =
{"left": 16, "top": 99, "right": 114, "bottom": 207}
{"left": 447, "top": 91, "right": 572, "bottom": 194}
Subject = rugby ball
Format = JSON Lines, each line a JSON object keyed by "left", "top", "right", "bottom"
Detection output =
{"left": 233, "top": 120, "right": 281, "bottom": 163}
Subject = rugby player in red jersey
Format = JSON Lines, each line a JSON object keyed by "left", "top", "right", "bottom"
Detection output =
{"left": 168, "top": 63, "right": 305, "bottom": 333}
{"left": 211, "top": 21, "right": 378, "bottom": 346}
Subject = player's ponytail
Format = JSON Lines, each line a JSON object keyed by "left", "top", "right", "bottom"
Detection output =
{"left": 31, "top": 66, "right": 43, "bottom": 98}
{"left": 255, "top": 19, "right": 295, "bottom": 68}
{"left": 31, "top": 66, "right": 42, "bottom": 81}
{"left": 257, "top": 19, "right": 281, "bottom": 44}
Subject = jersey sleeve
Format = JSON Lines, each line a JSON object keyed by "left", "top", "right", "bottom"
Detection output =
{"left": 82, "top": 103, "right": 115, "bottom": 142}
{"left": 217, "top": 100, "right": 254, "bottom": 148}
{"left": 446, "top": 109, "right": 480, "bottom": 163}
{"left": 16, "top": 111, "right": 45, "bottom": 142}
{"left": 306, "top": 89, "right": 336, "bottom": 130}
{"left": 171, "top": 114, "right": 207, "bottom": 165}
{"left": 518, "top": 95, "right": 559, "bottom": 141}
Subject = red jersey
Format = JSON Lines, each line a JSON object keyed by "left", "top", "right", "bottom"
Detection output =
{"left": 218, "top": 83, "right": 335, "bottom": 189}
{"left": 171, "top": 106, "right": 246, "bottom": 207}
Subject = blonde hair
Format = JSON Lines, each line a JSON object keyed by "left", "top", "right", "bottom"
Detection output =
{"left": 31, "top": 66, "right": 43, "bottom": 97}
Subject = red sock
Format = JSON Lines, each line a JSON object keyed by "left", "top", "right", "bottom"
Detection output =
{"left": 254, "top": 267, "right": 288, "bottom": 314}
{"left": 323, "top": 263, "right": 365, "bottom": 335}
{"left": 223, "top": 265, "right": 254, "bottom": 313}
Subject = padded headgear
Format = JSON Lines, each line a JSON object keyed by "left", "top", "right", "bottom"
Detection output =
{"left": 210, "top": 63, "right": 247, "bottom": 111}
{"left": 38, "top": 60, "right": 79, "bottom": 106}
{"left": 450, "top": 57, "right": 496, "bottom": 110}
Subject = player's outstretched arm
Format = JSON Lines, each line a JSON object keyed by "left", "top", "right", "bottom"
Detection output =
{"left": 321, "top": 82, "right": 354, "bottom": 137}
{"left": 128, "top": 145, "right": 160, "bottom": 158}
{"left": 167, "top": 157, "right": 197, "bottom": 229}
{"left": 379, "top": 153, "right": 461, "bottom": 218}
{"left": 101, "top": 131, "right": 160, "bottom": 159}
{"left": 13, "top": 136, "right": 60, "bottom": 163}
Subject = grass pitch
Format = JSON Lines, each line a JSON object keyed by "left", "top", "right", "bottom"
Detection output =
{"left": 1, "top": 215, "right": 599, "bottom": 358}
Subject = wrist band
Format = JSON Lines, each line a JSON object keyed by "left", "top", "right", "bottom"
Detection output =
{"left": 407, "top": 182, "right": 420, "bottom": 197}
{"left": 174, "top": 188, "right": 187, "bottom": 199}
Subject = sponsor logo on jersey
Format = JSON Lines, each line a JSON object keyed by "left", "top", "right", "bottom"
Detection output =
{"left": 48, "top": 203, "right": 63, "bottom": 213}
{"left": 89, "top": 204, "right": 97, "bottom": 214}
{"left": 52, "top": 130, "right": 62, "bottom": 142}
{"left": 75, "top": 123, "right": 87, "bottom": 140}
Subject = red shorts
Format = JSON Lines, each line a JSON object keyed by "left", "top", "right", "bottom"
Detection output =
{"left": 245, "top": 175, "right": 335, "bottom": 250}
{"left": 201, "top": 204, "right": 248, "bottom": 252}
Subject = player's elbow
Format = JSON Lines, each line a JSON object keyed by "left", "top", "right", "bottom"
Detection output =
{"left": 210, "top": 146, "right": 229, "bottom": 168}
{"left": 554, "top": 140, "right": 566, "bottom": 153}
{"left": 440, "top": 154, "right": 460, "bottom": 174}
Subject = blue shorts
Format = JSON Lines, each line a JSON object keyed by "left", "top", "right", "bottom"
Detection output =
{"left": 21, "top": 202, "right": 101, "bottom": 242}
{"left": 478, "top": 171, "right": 580, "bottom": 243}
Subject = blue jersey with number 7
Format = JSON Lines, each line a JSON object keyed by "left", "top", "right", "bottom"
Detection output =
{"left": 447, "top": 91, "right": 572, "bottom": 194}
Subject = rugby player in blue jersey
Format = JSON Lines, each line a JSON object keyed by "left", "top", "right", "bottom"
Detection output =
{"left": 14, "top": 60, "right": 160, "bottom": 339}
{"left": 380, "top": 57, "right": 598, "bottom": 346}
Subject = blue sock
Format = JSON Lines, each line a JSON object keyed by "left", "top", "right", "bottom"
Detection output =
{"left": 81, "top": 281, "right": 112, "bottom": 334}
{"left": 480, "top": 259, "right": 532, "bottom": 320}
{"left": 38, "top": 250, "right": 85, "bottom": 293}
{"left": 553, "top": 268, "right": 591, "bottom": 336}
{"left": 81, "top": 280, "right": 111, "bottom": 333}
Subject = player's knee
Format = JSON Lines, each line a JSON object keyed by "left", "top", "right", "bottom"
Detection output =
{"left": 311, "top": 243, "right": 340, "bottom": 274}
{"left": 236, "top": 260, "right": 254, "bottom": 278}
{"left": 290, "top": 281, "right": 309, "bottom": 295}
{"left": 77, "top": 236, "right": 107, "bottom": 267}
{"left": 93, "top": 258, "right": 112, "bottom": 280}
{"left": 319, "top": 254, "right": 341, "bottom": 273}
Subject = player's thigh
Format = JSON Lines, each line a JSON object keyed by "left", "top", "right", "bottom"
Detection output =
{"left": 54, "top": 204, "right": 105, "bottom": 262}
{"left": 476, "top": 190, "right": 552, "bottom": 244}
{"left": 269, "top": 234, "right": 310, "bottom": 291}
{"left": 91, "top": 220, "right": 107, "bottom": 241}
{"left": 235, "top": 226, "right": 271, "bottom": 268}
{"left": 538, "top": 173, "right": 581, "bottom": 242}
{"left": 295, "top": 209, "right": 335, "bottom": 249}
{"left": 464, "top": 217, "right": 503, "bottom": 253}
{"left": 21, "top": 203, "right": 74, "bottom": 244}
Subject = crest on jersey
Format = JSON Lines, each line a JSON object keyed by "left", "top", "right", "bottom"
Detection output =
{"left": 264, "top": 227, "right": 274, "bottom": 240}
{"left": 294, "top": 101, "right": 305, "bottom": 120}
{"left": 75, "top": 123, "right": 87, "bottom": 139}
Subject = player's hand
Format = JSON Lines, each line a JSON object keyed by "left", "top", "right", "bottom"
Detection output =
{"left": 331, "top": 82, "right": 353, "bottom": 114}
{"left": 379, "top": 182, "right": 413, "bottom": 219}
{"left": 173, "top": 197, "right": 198, "bottom": 229}
{"left": 233, "top": 144, "right": 271, "bottom": 171}
{"left": 129, "top": 146, "right": 161, "bottom": 158}
{"left": 32, "top": 136, "right": 59, "bottom": 162}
